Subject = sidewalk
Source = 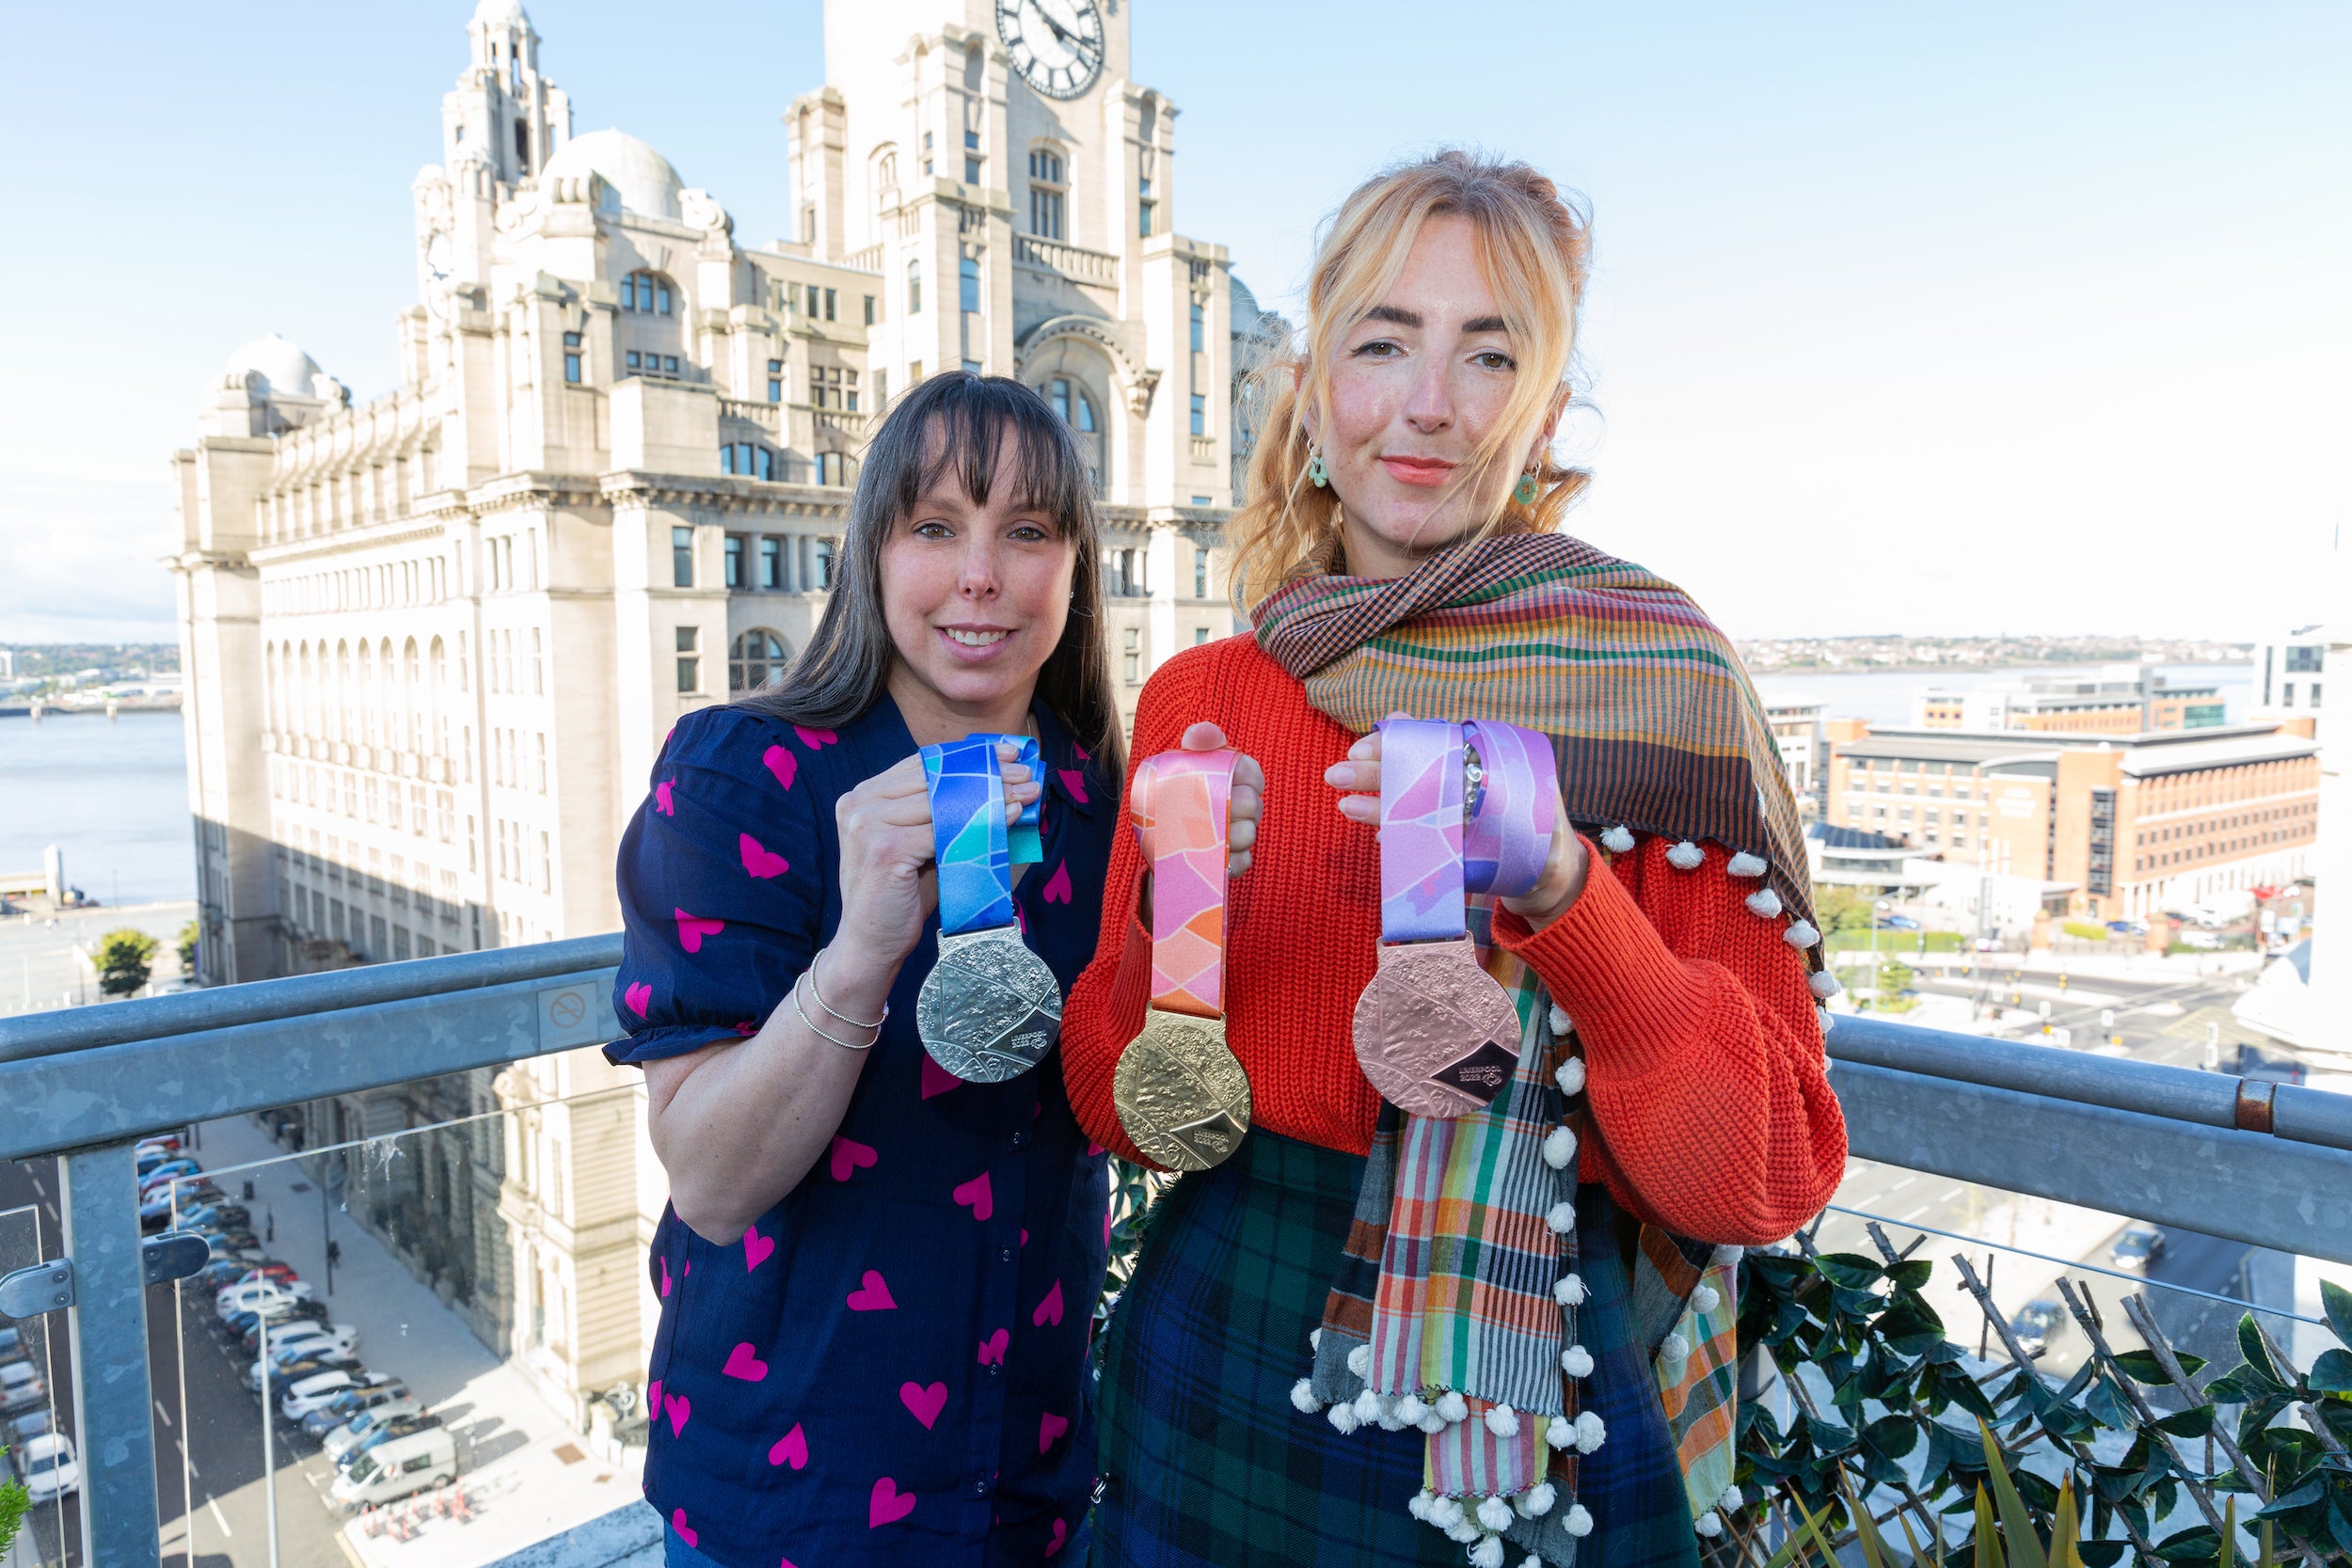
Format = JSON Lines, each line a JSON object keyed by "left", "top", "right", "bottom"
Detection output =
{"left": 192, "top": 1113, "right": 644, "bottom": 1568}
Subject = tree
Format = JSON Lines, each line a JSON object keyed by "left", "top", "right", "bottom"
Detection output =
{"left": 177, "top": 918, "right": 199, "bottom": 977}
{"left": 1877, "top": 957, "right": 1915, "bottom": 1006}
{"left": 95, "top": 927, "right": 160, "bottom": 997}
{"left": 1816, "top": 887, "right": 1875, "bottom": 937}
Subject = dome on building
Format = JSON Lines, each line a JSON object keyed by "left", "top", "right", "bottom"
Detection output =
{"left": 472, "top": 0, "right": 532, "bottom": 30}
{"left": 538, "top": 129, "right": 683, "bottom": 221}
{"left": 221, "top": 333, "right": 323, "bottom": 402}
{"left": 1230, "top": 273, "right": 1263, "bottom": 327}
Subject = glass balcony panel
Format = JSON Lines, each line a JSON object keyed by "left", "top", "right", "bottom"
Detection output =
{"left": 142, "top": 1077, "right": 651, "bottom": 1564}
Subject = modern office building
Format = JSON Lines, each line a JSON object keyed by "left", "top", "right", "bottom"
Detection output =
{"left": 1914, "top": 664, "right": 2226, "bottom": 735}
{"left": 1765, "top": 701, "right": 1827, "bottom": 816}
{"left": 169, "top": 0, "right": 1261, "bottom": 1431}
{"left": 2249, "top": 624, "right": 2328, "bottom": 737}
{"left": 1825, "top": 723, "right": 2318, "bottom": 923}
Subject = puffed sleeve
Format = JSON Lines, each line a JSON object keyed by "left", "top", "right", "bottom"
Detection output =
{"left": 604, "top": 706, "right": 829, "bottom": 1067}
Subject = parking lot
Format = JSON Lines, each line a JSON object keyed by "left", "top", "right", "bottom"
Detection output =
{"left": 2, "top": 1113, "right": 643, "bottom": 1568}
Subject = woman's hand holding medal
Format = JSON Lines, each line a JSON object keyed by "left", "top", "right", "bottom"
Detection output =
{"left": 833, "top": 742, "right": 1041, "bottom": 972}
{"left": 1325, "top": 721, "right": 1589, "bottom": 932}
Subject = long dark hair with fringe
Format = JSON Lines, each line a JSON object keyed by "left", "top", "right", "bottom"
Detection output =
{"left": 739, "top": 372, "right": 1123, "bottom": 777}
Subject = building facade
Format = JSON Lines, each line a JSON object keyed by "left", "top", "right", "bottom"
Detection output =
{"left": 170, "top": 0, "right": 1257, "bottom": 1432}
{"left": 1914, "top": 664, "right": 2226, "bottom": 735}
{"left": 1765, "top": 701, "right": 1826, "bottom": 816}
{"left": 2249, "top": 624, "right": 2327, "bottom": 736}
{"left": 1826, "top": 723, "right": 2318, "bottom": 922}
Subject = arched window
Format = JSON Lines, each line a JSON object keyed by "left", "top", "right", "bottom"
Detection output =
{"left": 1047, "top": 377, "right": 1104, "bottom": 497}
{"left": 429, "top": 636, "right": 448, "bottom": 755}
{"left": 621, "top": 271, "right": 675, "bottom": 315}
{"left": 730, "top": 629, "right": 792, "bottom": 692}
{"left": 1027, "top": 146, "right": 1067, "bottom": 240}
{"left": 907, "top": 259, "right": 923, "bottom": 315}
{"left": 404, "top": 639, "right": 423, "bottom": 754}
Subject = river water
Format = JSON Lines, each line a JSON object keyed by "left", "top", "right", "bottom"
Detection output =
{"left": 0, "top": 710, "right": 195, "bottom": 905}
{"left": 0, "top": 663, "right": 2260, "bottom": 911}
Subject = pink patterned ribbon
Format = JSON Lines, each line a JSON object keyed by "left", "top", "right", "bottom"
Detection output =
{"left": 1131, "top": 749, "right": 1241, "bottom": 1020}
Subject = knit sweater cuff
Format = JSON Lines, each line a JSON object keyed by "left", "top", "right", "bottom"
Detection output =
{"left": 1491, "top": 838, "right": 1700, "bottom": 1082}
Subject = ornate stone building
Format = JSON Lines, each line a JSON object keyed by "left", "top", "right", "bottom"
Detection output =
{"left": 169, "top": 0, "right": 1261, "bottom": 1431}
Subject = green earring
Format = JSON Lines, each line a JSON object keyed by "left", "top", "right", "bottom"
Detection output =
{"left": 1514, "top": 470, "right": 1540, "bottom": 506}
{"left": 1308, "top": 451, "right": 1329, "bottom": 488}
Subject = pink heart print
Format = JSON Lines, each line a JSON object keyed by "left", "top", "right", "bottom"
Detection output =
{"left": 1042, "top": 863, "right": 1073, "bottom": 904}
{"left": 624, "top": 981, "right": 653, "bottom": 1019}
{"left": 830, "top": 1136, "right": 878, "bottom": 1182}
{"left": 898, "top": 1381, "right": 948, "bottom": 1429}
{"left": 1032, "top": 1279, "right": 1064, "bottom": 1328}
{"left": 739, "top": 833, "right": 789, "bottom": 879}
{"left": 664, "top": 1390, "right": 691, "bottom": 1436}
{"left": 723, "top": 1341, "right": 771, "bottom": 1381}
{"left": 674, "top": 909, "right": 725, "bottom": 953}
{"left": 952, "top": 1172, "right": 993, "bottom": 1221}
{"left": 672, "top": 1509, "right": 697, "bottom": 1548}
{"left": 658, "top": 1255, "right": 672, "bottom": 1297}
{"left": 1046, "top": 1517, "right": 1069, "bottom": 1558}
{"left": 769, "top": 1421, "right": 808, "bottom": 1469}
{"left": 869, "top": 1477, "right": 917, "bottom": 1528}
{"left": 1039, "top": 1410, "right": 1070, "bottom": 1453}
{"left": 743, "top": 1225, "right": 774, "bottom": 1271}
{"left": 846, "top": 1270, "right": 897, "bottom": 1311}
{"left": 646, "top": 1377, "right": 661, "bottom": 1418}
{"left": 1057, "top": 768, "right": 1089, "bottom": 803}
{"left": 976, "top": 1328, "right": 1009, "bottom": 1366}
{"left": 655, "top": 780, "right": 676, "bottom": 816}
{"left": 920, "top": 1055, "right": 963, "bottom": 1100}
{"left": 793, "top": 725, "right": 838, "bottom": 751}
{"left": 762, "top": 744, "right": 798, "bottom": 792}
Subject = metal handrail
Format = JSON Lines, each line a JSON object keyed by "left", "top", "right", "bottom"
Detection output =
{"left": 0, "top": 932, "right": 624, "bottom": 1063}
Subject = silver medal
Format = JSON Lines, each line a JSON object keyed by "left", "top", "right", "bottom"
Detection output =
{"left": 916, "top": 925, "right": 1062, "bottom": 1082}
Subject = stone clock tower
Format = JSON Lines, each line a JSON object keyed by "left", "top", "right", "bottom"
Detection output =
{"left": 793, "top": 0, "right": 1239, "bottom": 538}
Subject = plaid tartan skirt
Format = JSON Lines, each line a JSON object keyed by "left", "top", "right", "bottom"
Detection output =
{"left": 1092, "top": 1130, "right": 1703, "bottom": 1568}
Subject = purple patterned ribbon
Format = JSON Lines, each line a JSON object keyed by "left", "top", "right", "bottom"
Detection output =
{"left": 1377, "top": 717, "right": 1554, "bottom": 944}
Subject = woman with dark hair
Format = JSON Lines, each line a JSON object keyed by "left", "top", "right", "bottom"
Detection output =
{"left": 605, "top": 374, "right": 1132, "bottom": 1567}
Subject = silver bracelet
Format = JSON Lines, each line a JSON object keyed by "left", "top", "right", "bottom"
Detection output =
{"left": 805, "top": 950, "right": 887, "bottom": 1030}
{"left": 792, "top": 973, "right": 878, "bottom": 1052}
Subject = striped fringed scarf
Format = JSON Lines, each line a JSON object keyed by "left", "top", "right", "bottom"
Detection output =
{"left": 1264, "top": 532, "right": 1801, "bottom": 1566}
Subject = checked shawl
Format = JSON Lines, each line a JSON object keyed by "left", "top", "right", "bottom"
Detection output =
{"left": 1253, "top": 530, "right": 1819, "bottom": 942}
{"left": 1265, "top": 531, "right": 1789, "bottom": 1561}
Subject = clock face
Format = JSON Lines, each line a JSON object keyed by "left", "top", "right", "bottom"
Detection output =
{"left": 995, "top": 0, "right": 1104, "bottom": 101}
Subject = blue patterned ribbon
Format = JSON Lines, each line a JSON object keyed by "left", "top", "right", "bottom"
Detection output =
{"left": 920, "top": 734, "right": 1042, "bottom": 936}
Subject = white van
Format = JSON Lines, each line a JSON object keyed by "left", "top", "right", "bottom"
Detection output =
{"left": 329, "top": 1426, "right": 456, "bottom": 1511}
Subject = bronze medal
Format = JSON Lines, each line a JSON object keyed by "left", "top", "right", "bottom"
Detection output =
{"left": 1351, "top": 936, "right": 1524, "bottom": 1119}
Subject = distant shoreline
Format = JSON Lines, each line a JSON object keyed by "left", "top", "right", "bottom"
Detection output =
{"left": 1747, "top": 658, "right": 2253, "bottom": 678}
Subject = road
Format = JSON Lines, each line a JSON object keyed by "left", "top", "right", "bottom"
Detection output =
{"left": 0, "top": 1148, "right": 349, "bottom": 1568}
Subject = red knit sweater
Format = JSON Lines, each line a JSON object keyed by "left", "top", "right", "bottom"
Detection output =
{"left": 1059, "top": 636, "right": 1847, "bottom": 1245}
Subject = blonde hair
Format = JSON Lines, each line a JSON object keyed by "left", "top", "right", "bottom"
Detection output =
{"left": 1228, "top": 150, "right": 1594, "bottom": 608}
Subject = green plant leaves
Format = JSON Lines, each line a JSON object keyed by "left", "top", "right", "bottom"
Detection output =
{"left": 2319, "top": 1280, "right": 2352, "bottom": 1352}
{"left": 2306, "top": 1348, "right": 2352, "bottom": 1396}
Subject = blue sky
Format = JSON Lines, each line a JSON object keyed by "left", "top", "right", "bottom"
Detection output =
{"left": 1, "top": 2, "right": 2343, "bottom": 642}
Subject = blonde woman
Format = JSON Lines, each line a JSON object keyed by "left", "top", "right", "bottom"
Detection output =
{"left": 1061, "top": 152, "right": 1846, "bottom": 1567}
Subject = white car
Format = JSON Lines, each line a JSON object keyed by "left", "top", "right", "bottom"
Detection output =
{"left": 255, "top": 1323, "right": 359, "bottom": 1363}
{"left": 215, "top": 1279, "right": 314, "bottom": 1320}
{"left": 12, "top": 1432, "right": 78, "bottom": 1503}
{"left": 281, "top": 1369, "right": 362, "bottom": 1422}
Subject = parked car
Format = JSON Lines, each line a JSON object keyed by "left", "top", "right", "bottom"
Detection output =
{"left": 137, "top": 1160, "right": 202, "bottom": 1193}
{"left": 302, "top": 1378, "right": 405, "bottom": 1438}
{"left": 0, "top": 1359, "right": 46, "bottom": 1416}
{"left": 135, "top": 1133, "right": 184, "bottom": 1157}
{"left": 207, "top": 1230, "right": 264, "bottom": 1258}
{"left": 216, "top": 1276, "right": 310, "bottom": 1318}
{"left": 322, "top": 1394, "right": 426, "bottom": 1457}
{"left": 1875, "top": 914, "right": 1922, "bottom": 931}
{"left": 2010, "top": 1299, "right": 2063, "bottom": 1355}
{"left": 214, "top": 1262, "right": 300, "bottom": 1300}
{"left": 7, "top": 1409, "right": 52, "bottom": 1449}
{"left": 0, "top": 1325, "right": 20, "bottom": 1359}
{"left": 257, "top": 1350, "right": 361, "bottom": 1399}
{"left": 2106, "top": 919, "right": 2151, "bottom": 937}
{"left": 336, "top": 1412, "right": 443, "bottom": 1471}
{"left": 331, "top": 1425, "right": 456, "bottom": 1511}
{"left": 199, "top": 1256, "right": 279, "bottom": 1289}
{"left": 179, "top": 1203, "right": 251, "bottom": 1234}
{"left": 10, "top": 1432, "right": 77, "bottom": 1503}
{"left": 244, "top": 1320, "right": 358, "bottom": 1361}
{"left": 222, "top": 1298, "right": 329, "bottom": 1338}
{"left": 280, "top": 1368, "right": 366, "bottom": 1422}
{"left": 139, "top": 1184, "right": 225, "bottom": 1231}
{"left": 2108, "top": 1226, "right": 2167, "bottom": 1273}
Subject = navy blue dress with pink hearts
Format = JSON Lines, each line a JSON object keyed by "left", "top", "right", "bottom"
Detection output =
{"left": 605, "top": 695, "right": 1114, "bottom": 1568}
